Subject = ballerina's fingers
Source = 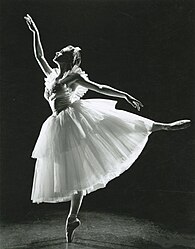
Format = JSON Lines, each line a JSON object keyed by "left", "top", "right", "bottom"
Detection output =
{"left": 130, "top": 100, "right": 139, "bottom": 111}
{"left": 27, "top": 14, "right": 32, "bottom": 19}
{"left": 24, "top": 21, "right": 31, "bottom": 31}
{"left": 134, "top": 98, "right": 144, "bottom": 108}
{"left": 25, "top": 14, "right": 33, "bottom": 22}
{"left": 135, "top": 102, "right": 140, "bottom": 111}
{"left": 138, "top": 100, "right": 144, "bottom": 108}
{"left": 24, "top": 14, "right": 37, "bottom": 32}
{"left": 126, "top": 98, "right": 140, "bottom": 111}
{"left": 24, "top": 15, "right": 31, "bottom": 26}
{"left": 133, "top": 100, "right": 143, "bottom": 111}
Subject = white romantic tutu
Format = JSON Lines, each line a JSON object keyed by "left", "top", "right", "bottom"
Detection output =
{"left": 31, "top": 98, "right": 153, "bottom": 203}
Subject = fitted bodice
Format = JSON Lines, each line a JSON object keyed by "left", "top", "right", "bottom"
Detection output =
{"left": 44, "top": 66, "right": 88, "bottom": 115}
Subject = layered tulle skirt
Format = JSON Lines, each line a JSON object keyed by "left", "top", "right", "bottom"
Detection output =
{"left": 31, "top": 99, "right": 154, "bottom": 203}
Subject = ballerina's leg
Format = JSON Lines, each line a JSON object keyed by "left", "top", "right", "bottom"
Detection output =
{"left": 151, "top": 119, "right": 191, "bottom": 132}
{"left": 68, "top": 191, "right": 83, "bottom": 220}
{"left": 65, "top": 191, "right": 83, "bottom": 242}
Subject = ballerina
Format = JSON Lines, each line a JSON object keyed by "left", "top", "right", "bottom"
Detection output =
{"left": 24, "top": 14, "right": 191, "bottom": 243}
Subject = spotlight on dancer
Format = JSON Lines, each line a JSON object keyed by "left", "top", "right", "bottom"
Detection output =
{"left": 24, "top": 14, "right": 191, "bottom": 243}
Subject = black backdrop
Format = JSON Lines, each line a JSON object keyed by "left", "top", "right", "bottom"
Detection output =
{"left": 0, "top": 0, "right": 194, "bottom": 223}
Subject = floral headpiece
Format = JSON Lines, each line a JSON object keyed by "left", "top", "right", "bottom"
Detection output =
{"left": 73, "top": 46, "right": 81, "bottom": 66}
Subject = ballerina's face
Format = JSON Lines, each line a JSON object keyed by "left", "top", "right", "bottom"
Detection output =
{"left": 53, "top": 46, "right": 74, "bottom": 64}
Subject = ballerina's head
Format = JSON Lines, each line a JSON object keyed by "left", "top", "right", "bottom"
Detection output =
{"left": 53, "top": 45, "right": 81, "bottom": 69}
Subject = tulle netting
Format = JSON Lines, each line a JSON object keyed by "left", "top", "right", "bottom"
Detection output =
{"left": 31, "top": 99, "right": 153, "bottom": 203}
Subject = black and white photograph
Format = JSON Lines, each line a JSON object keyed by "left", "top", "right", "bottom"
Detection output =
{"left": 0, "top": 0, "right": 194, "bottom": 248}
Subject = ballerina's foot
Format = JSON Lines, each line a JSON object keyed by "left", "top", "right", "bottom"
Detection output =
{"left": 164, "top": 119, "right": 191, "bottom": 131}
{"left": 65, "top": 218, "right": 81, "bottom": 243}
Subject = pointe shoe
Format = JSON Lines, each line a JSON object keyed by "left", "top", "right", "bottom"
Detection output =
{"left": 164, "top": 119, "right": 191, "bottom": 131}
{"left": 66, "top": 217, "right": 81, "bottom": 243}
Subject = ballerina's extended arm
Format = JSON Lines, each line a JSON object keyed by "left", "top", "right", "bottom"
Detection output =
{"left": 64, "top": 74, "right": 144, "bottom": 111}
{"left": 24, "top": 14, "right": 52, "bottom": 76}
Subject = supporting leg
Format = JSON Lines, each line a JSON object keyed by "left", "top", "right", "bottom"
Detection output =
{"left": 65, "top": 191, "right": 83, "bottom": 243}
{"left": 151, "top": 119, "right": 191, "bottom": 132}
{"left": 68, "top": 191, "right": 83, "bottom": 221}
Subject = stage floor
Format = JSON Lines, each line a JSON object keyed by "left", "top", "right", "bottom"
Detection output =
{"left": 1, "top": 210, "right": 194, "bottom": 249}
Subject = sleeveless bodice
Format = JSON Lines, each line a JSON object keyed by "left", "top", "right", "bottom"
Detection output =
{"left": 44, "top": 66, "right": 88, "bottom": 115}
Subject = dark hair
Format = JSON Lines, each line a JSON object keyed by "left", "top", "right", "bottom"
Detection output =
{"left": 62, "top": 45, "right": 81, "bottom": 67}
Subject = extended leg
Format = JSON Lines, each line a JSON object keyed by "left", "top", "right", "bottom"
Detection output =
{"left": 66, "top": 191, "right": 83, "bottom": 243}
{"left": 151, "top": 119, "right": 191, "bottom": 132}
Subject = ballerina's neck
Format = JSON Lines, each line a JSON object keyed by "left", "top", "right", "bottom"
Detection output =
{"left": 57, "top": 63, "right": 72, "bottom": 78}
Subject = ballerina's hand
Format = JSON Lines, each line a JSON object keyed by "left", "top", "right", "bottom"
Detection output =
{"left": 24, "top": 14, "right": 38, "bottom": 33}
{"left": 125, "top": 95, "right": 144, "bottom": 111}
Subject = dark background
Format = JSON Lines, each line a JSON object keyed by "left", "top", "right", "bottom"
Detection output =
{"left": 0, "top": 0, "right": 194, "bottom": 230}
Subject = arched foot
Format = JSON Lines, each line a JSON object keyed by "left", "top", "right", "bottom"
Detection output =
{"left": 65, "top": 217, "right": 81, "bottom": 243}
{"left": 164, "top": 119, "right": 191, "bottom": 131}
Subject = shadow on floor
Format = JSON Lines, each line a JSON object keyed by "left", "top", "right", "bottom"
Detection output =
{"left": 1, "top": 211, "right": 194, "bottom": 249}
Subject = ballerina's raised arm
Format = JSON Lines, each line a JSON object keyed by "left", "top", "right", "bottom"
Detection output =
{"left": 24, "top": 14, "right": 144, "bottom": 112}
{"left": 24, "top": 14, "right": 52, "bottom": 76}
